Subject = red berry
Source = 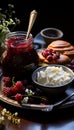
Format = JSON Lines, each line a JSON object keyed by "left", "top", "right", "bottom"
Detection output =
{"left": 12, "top": 81, "right": 23, "bottom": 94}
{"left": 48, "top": 49, "right": 53, "bottom": 54}
{"left": 52, "top": 54, "right": 58, "bottom": 60}
{"left": 2, "top": 87, "right": 12, "bottom": 97}
{"left": 52, "top": 49, "right": 56, "bottom": 54}
{"left": 11, "top": 86, "right": 18, "bottom": 94}
{"left": 46, "top": 55, "right": 52, "bottom": 61}
{"left": 2, "top": 76, "right": 12, "bottom": 87}
{"left": 14, "top": 81, "right": 23, "bottom": 90}
{"left": 42, "top": 49, "right": 50, "bottom": 58}
{"left": 15, "top": 93, "right": 22, "bottom": 102}
{"left": 42, "top": 49, "right": 60, "bottom": 62}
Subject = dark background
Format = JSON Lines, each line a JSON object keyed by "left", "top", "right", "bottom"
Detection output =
{"left": 0, "top": 0, "right": 74, "bottom": 44}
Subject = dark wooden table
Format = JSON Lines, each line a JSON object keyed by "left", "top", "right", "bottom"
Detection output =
{"left": 0, "top": 99, "right": 74, "bottom": 130}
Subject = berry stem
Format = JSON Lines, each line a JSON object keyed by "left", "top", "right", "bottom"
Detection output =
{"left": 11, "top": 94, "right": 47, "bottom": 100}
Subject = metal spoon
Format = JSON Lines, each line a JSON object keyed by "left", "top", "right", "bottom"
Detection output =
{"left": 42, "top": 92, "right": 74, "bottom": 112}
{"left": 26, "top": 10, "right": 37, "bottom": 39}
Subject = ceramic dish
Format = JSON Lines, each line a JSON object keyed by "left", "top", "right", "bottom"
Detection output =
{"left": 32, "top": 64, "right": 74, "bottom": 95}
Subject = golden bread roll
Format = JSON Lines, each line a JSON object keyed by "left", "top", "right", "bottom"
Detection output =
{"left": 64, "top": 50, "right": 74, "bottom": 60}
{"left": 48, "top": 40, "right": 71, "bottom": 48}
{"left": 47, "top": 40, "right": 74, "bottom": 60}
{"left": 64, "top": 50, "right": 74, "bottom": 56}
{"left": 47, "top": 45, "right": 74, "bottom": 52}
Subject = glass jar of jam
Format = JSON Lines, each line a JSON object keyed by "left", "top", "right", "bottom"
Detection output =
{"left": 1, "top": 31, "right": 39, "bottom": 80}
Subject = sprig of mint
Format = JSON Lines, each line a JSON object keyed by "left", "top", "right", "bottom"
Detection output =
{"left": 0, "top": 4, "right": 20, "bottom": 42}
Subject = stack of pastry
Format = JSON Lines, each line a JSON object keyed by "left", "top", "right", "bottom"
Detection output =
{"left": 38, "top": 40, "right": 74, "bottom": 65}
{"left": 47, "top": 40, "right": 74, "bottom": 60}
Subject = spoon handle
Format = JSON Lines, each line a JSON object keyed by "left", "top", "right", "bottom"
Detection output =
{"left": 42, "top": 92, "right": 74, "bottom": 112}
{"left": 26, "top": 10, "right": 37, "bottom": 39}
{"left": 54, "top": 92, "right": 74, "bottom": 107}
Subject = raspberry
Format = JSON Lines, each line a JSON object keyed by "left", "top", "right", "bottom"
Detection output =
{"left": 2, "top": 76, "right": 12, "bottom": 87}
{"left": 14, "top": 81, "right": 23, "bottom": 90}
{"left": 15, "top": 93, "right": 22, "bottom": 102}
{"left": 52, "top": 54, "right": 58, "bottom": 60}
{"left": 46, "top": 55, "right": 52, "bottom": 61}
{"left": 42, "top": 49, "right": 50, "bottom": 58}
{"left": 12, "top": 81, "right": 23, "bottom": 94}
{"left": 2, "top": 87, "right": 12, "bottom": 97}
{"left": 48, "top": 49, "right": 53, "bottom": 54}
{"left": 11, "top": 86, "right": 18, "bottom": 94}
{"left": 42, "top": 49, "right": 60, "bottom": 62}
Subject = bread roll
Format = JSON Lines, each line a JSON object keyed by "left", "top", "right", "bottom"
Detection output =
{"left": 47, "top": 40, "right": 74, "bottom": 60}
{"left": 47, "top": 45, "right": 74, "bottom": 52}
{"left": 48, "top": 40, "right": 71, "bottom": 48}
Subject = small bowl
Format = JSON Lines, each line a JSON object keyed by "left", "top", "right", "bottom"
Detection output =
{"left": 40, "top": 28, "right": 63, "bottom": 47}
{"left": 32, "top": 64, "right": 74, "bottom": 95}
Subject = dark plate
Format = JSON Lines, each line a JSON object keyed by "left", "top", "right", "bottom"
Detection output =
{"left": 0, "top": 68, "right": 74, "bottom": 112}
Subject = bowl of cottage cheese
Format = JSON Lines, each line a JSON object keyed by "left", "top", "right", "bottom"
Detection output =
{"left": 32, "top": 64, "right": 74, "bottom": 94}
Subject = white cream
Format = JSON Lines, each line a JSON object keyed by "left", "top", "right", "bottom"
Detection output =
{"left": 37, "top": 66, "right": 74, "bottom": 86}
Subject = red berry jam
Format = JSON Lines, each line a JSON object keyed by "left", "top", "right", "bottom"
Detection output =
{"left": 1, "top": 31, "right": 39, "bottom": 79}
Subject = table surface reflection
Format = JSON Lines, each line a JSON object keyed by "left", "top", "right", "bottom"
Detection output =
{"left": 0, "top": 100, "right": 74, "bottom": 130}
